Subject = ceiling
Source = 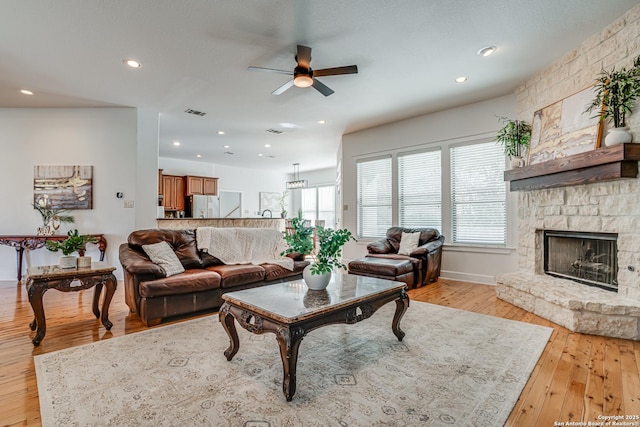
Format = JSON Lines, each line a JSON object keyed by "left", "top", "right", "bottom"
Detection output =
{"left": 1, "top": 1, "right": 637, "bottom": 174}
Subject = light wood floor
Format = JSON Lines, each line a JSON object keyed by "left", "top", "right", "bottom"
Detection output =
{"left": 0, "top": 278, "right": 638, "bottom": 426}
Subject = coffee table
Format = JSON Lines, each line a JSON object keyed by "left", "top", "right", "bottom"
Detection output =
{"left": 219, "top": 273, "right": 409, "bottom": 401}
{"left": 26, "top": 262, "right": 117, "bottom": 346}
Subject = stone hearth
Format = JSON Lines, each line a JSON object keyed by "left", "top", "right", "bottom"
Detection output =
{"left": 496, "top": 180, "right": 640, "bottom": 340}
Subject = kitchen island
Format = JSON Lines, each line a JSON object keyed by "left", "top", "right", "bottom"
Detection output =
{"left": 157, "top": 218, "right": 285, "bottom": 231}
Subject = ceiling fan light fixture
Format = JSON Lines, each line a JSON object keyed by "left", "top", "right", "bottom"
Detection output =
{"left": 294, "top": 74, "right": 313, "bottom": 88}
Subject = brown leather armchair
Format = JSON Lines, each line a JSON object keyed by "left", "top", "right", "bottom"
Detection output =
{"left": 365, "top": 227, "right": 444, "bottom": 286}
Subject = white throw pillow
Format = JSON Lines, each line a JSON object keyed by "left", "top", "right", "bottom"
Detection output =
{"left": 142, "top": 241, "right": 185, "bottom": 277}
{"left": 397, "top": 231, "right": 421, "bottom": 255}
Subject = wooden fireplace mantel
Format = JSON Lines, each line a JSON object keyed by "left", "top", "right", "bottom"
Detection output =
{"left": 504, "top": 143, "right": 640, "bottom": 191}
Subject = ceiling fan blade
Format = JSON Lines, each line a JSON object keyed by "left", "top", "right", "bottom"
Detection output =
{"left": 313, "top": 65, "right": 358, "bottom": 77}
{"left": 312, "top": 79, "right": 334, "bottom": 97}
{"left": 272, "top": 79, "right": 295, "bottom": 95}
{"left": 296, "top": 45, "right": 312, "bottom": 68}
{"left": 248, "top": 66, "right": 293, "bottom": 75}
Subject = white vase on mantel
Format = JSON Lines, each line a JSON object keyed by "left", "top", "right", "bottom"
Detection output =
{"left": 604, "top": 127, "right": 633, "bottom": 146}
{"left": 510, "top": 156, "right": 525, "bottom": 168}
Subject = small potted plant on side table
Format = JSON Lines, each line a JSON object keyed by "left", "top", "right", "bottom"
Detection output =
{"left": 303, "top": 225, "right": 356, "bottom": 290}
{"left": 585, "top": 55, "right": 640, "bottom": 146}
{"left": 32, "top": 202, "right": 74, "bottom": 236}
{"left": 46, "top": 229, "right": 98, "bottom": 268}
{"left": 496, "top": 116, "right": 532, "bottom": 168}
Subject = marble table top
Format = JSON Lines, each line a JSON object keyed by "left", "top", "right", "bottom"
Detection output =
{"left": 222, "top": 273, "right": 406, "bottom": 324}
{"left": 26, "top": 261, "right": 115, "bottom": 280}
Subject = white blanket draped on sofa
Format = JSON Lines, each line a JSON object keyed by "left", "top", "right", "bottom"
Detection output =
{"left": 196, "top": 227, "right": 294, "bottom": 271}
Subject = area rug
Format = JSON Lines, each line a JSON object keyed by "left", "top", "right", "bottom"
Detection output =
{"left": 35, "top": 301, "right": 552, "bottom": 426}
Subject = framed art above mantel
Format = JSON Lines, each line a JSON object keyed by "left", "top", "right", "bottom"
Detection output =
{"left": 527, "top": 86, "right": 603, "bottom": 166}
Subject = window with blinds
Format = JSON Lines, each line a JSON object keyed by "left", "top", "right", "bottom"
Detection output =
{"left": 398, "top": 150, "right": 441, "bottom": 230}
{"left": 357, "top": 156, "right": 392, "bottom": 238}
{"left": 450, "top": 142, "right": 506, "bottom": 244}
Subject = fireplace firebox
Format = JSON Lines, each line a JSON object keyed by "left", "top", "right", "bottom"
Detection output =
{"left": 543, "top": 230, "right": 618, "bottom": 291}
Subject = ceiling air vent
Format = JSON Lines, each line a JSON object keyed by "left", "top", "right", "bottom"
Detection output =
{"left": 266, "top": 128, "right": 283, "bottom": 134}
{"left": 185, "top": 108, "right": 206, "bottom": 117}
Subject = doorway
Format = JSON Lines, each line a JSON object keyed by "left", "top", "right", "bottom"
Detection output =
{"left": 219, "top": 191, "right": 242, "bottom": 218}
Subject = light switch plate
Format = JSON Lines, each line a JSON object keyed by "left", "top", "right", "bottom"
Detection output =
{"left": 124, "top": 200, "right": 134, "bottom": 208}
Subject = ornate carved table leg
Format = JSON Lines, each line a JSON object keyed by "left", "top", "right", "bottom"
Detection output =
{"left": 219, "top": 303, "right": 239, "bottom": 361}
{"left": 100, "top": 274, "right": 117, "bottom": 330}
{"left": 27, "top": 280, "right": 48, "bottom": 346}
{"left": 276, "top": 325, "right": 305, "bottom": 401}
{"left": 16, "top": 246, "right": 24, "bottom": 282}
{"left": 392, "top": 289, "right": 409, "bottom": 341}
{"left": 92, "top": 283, "right": 103, "bottom": 319}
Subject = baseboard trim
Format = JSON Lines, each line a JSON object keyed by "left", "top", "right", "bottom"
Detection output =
{"left": 440, "top": 270, "right": 496, "bottom": 285}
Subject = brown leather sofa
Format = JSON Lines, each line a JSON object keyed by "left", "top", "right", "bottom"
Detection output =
{"left": 119, "top": 229, "right": 309, "bottom": 326}
{"left": 348, "top": 227, "right": 444, "bottom": 288}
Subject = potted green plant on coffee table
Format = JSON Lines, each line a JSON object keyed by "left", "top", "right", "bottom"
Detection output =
{"left": 303, "top": 225, "right": 356, "bottom": 290}
{"left": 585, "top": 55, "right": 640, "bottom": 145}
{"left": 46, "top": 229, "right": 98, "bottom": 268}
{"left": 496, "top": 116, "right": 532, "bottom": 167}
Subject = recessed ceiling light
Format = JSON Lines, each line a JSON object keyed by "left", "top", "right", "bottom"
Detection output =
{"left": 173, "top": 141, "right": 181, "bottom": 146}
{"left": 123, "top": 59, "right": 142, "bottom": 68}
{"left": 217, "top": 131, "right": 225, "bottom": 135}
{"left": 224, "top": 145, "right": 230, "bottom": 149}
{"left": 20, "top": 89, "right": 34, "bottom": 95}
{"left": 317, "top": 120, "right": 326, "bottom": 125}
{"left": 264, "top": 144, "right": 271, "bottom": 148}
{"left": 477, "top": 46, "right": 497, "bottom": 57}
{"left": 258, "top": 153, "right": 263, "bottom": 157}
{"left": 455, "top": 76, "right": 467, "bottom": 83}
{"left": 196, "top": 154, "right": 202, "bottom": 158}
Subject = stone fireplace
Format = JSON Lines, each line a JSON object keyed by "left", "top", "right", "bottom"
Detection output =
{"left": 496, "top": 176, "right": 640, "bottom": 340}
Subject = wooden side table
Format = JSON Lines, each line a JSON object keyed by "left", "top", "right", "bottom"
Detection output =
{"left": 26, "top": 261, "right": 117, "bottom": 346}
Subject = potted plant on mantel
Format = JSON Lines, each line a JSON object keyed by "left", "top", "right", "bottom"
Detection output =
{"left": 586, "top": 55, "right": 640, "bottom": 146}
{"left": 46, "top": 229, "right": 98, "bottom": 269}
{"left": 303, "top": 226, "right": 356, "bottom": 290}
{"left": 495, "top": 116, "right": 532, "bottom": 168}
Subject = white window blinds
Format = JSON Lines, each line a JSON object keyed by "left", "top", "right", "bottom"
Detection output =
{"left": 357, "top": 156, "right": 392, "bottom": 238}
{"left": 450, "top": 142, "right": 506, "bottom": 244}
{"left": 398, "top": 150, "right": 441, "bottom": 231}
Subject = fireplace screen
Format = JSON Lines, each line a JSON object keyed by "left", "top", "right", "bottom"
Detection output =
{"left": 544, "top": 230, "right": 618, "bottom": 291}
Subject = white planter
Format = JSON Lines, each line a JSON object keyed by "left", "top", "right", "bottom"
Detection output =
{"left": 604, "top": 127, "right": 633, "bottom": 146}
{"left": 59, "top": 256, "right": 77, "bottom": 269}
{"left": 303, "top": 265, "right": 331, "bottom": 290}
{"left": 510, "top": 156, "right": 525, "bottom": 168}
{"left": 77, "top": 256, "right": 92, "bottom": 268}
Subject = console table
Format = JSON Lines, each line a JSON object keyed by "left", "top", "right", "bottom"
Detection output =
{"left": 0, "top": 234, "right": 107, "bottom": 281}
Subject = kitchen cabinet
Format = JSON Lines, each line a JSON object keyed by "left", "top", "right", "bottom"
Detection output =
{"left": 162, "top": 175, "right": 185, "bottom": 211}
{"left": 185, "top": 175, "right": 218, "bottom": 195}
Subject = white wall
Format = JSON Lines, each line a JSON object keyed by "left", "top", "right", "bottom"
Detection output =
{"left": 159, "top": 158, "right": 289, "bottom": 217}
{"left": 340, "top": 94, "right": 519, "bottom": 284}
{"left": 0, "top": 108, "right": 139, "bottom": 280}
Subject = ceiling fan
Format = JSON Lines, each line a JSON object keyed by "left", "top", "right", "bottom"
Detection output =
{"left": 248, "top": 45, "right": 358, "bottom": 97}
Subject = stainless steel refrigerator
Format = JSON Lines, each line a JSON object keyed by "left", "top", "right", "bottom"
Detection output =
{"left": 185, "top": 195, "right": 219, "bottom": 218}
